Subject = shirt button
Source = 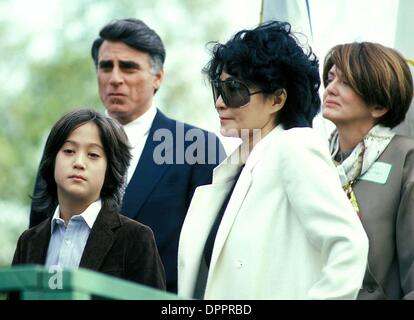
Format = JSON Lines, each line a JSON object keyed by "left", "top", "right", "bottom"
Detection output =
{"left": 65, "top": 239, "right": 71, "bottom": 246}
{"left": 236, "top": 260, "right": 243, "bottom": 269}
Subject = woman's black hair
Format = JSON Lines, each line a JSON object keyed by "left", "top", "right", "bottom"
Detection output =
{"left": 32, "top": 109, "right": 131, "bottom": 215}
{"left": 204, "top": 20, "right": 321, "bottom": 129}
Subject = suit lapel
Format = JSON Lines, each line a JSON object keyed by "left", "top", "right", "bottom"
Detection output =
{"left": 121, "top": 110, "right": 173, "bottom": 219}
{"left": 28, "top": 219, "right": 52, "bottom": 264}
{"left": 79, "top": 208, "right": 120, "bottom": 271}
{"left": 179, "top": 157, "right": 253, "bottom": 297}
{"left": 178, "top": 181, "right": 231, "bottom": 296}
{"left": 205, "top": 127, "right": 282, "bottom": 291}
{"left": 208, "top": 168, "right": 253, "bottom": 275}
{"left": 206, "top": 134, "right": 270, "bottom": 280}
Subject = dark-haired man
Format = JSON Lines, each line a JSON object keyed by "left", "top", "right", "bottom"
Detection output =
{"left": 30, "top": 19, "right": 225, "bottom": 293}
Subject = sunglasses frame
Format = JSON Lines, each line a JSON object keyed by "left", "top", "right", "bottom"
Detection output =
{"left": 210, "top": 79, "right": 263, "bottom": 108}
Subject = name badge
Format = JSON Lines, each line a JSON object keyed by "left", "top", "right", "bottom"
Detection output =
{"left": 359, "top": 162, "right": 392, "bottom": 184}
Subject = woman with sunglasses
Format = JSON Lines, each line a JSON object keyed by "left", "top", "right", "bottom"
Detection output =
{"left": 178, "top": 21, "right": 368, "bottom": 299}
{"left": 322, "top": 42, "right": 414, "bottom": 299}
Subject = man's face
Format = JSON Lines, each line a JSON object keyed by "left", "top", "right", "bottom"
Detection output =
{"left": 97, "top": 40, "right": 164, "bottom": 125}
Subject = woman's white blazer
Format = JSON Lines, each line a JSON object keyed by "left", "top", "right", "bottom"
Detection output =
{"left": 178, "top": 126, "right": 368, "bottom": 299}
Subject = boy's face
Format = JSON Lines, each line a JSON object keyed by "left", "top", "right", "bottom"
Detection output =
{"left": 54, "top": 122, "right": 108, "bottom": 207}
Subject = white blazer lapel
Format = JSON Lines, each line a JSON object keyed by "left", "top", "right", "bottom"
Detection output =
{"left": 207, "top": 168, "right": 253, "bottom": 277}
{"left": 206, "top": 128, "right": 279, "bottom": 286}
{"left": 180, "top": 125, "right": 284, "bottom": 297}
{"left": 178, "top": 150, "right": 247, "bottom": 297}
{"left": 178, "top": 179, "right": 232, "bottom": 297}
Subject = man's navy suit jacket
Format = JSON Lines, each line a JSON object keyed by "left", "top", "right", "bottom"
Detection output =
{"left": 29, "top": 110, "right": 225, "bottom": 293}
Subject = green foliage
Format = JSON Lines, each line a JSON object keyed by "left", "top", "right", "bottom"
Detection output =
{"left": 0, "top": 45, "right": 101, "bottom": 205}
{"left": 0, "top": 0, "right": 242, "bottom": 207}
{"left": 0, "top": 0, "right": 260, "bottom": 267}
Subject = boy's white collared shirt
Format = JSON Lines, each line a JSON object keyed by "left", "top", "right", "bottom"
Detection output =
{"left": 45, "top": 199, "right": 102, "bottom": 270}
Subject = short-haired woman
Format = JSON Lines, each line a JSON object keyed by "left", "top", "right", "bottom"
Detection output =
{"left": 322, "top": 42, "right": 414, "bottom": 299}
{"left": 178, "top": 21, "right": 369, "bottom": 300}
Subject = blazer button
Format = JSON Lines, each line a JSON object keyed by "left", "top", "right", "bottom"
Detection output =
{"left": 366, "top": 285, "right": 376, "bottom": 293}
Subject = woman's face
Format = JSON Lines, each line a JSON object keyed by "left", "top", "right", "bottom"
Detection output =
{"left": 322, "top": 65, "right": 376, "bottom": 128}
{"left": 214, "top": 71, "right": 279, "bottom": 140}
{"left": 54, "top": 122, "right": 108, "bottom": 206}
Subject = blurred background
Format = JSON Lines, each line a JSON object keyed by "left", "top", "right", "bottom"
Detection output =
{"left": 1, "top": 0, "right": 413, "bottom": 269}
{"left": 0, "top": 0, "right": 262, "bottom": 267}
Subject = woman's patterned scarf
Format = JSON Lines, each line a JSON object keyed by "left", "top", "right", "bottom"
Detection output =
{"left": 329, "top": 124, "right": 395, "bottom": 215}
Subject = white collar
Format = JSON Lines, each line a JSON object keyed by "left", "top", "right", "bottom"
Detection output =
{"left": 122, "top": 104, "right": 157, "bottom": 148}
{"left": 213, "top": 125, "right": 284, "bottom": 182}
{"left": 51, "top": 199, "right": 102, "bottom": 232}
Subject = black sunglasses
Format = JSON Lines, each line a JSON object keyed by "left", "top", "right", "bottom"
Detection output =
{"left": 211, "top": 79, "right": 263, "bottom": 108}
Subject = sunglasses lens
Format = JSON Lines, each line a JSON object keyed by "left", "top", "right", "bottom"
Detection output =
{"left": 211, "top": 82, "right": 221, "bottom": 105}
{"left": 211, "top": 80, "right": 250, "bottom": 108}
